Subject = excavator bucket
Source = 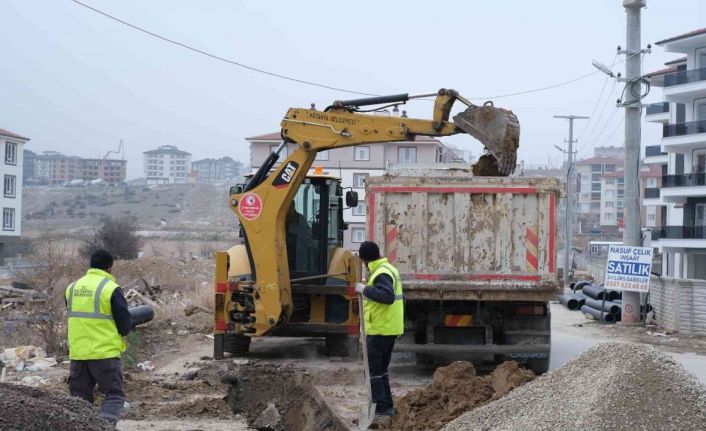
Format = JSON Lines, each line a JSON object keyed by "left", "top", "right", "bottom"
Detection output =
{"left": 453, "top": 102, "right": 520, "bottom": 176}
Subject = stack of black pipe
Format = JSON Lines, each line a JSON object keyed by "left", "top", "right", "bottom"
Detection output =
{"left": 559, "top": 281, "right": 622, "bottom": 324}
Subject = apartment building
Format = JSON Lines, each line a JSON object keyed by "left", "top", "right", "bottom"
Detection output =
{"left": 599, "top": 165, "right": 662, "bottom": 229}
{"left": 247, "top": 132, "right": 459, "bottom": 250}
{"left": 644, "top": 27, "right": 706, "bottom": 279}
{"left": 143, "top": 145, "right": 191, "bottom": 184}
{"left": 28, "top": 151, "right": 127, "bottom": 185}
{"left": 191, "top": 156, "right": 245, "bottom": 183}
{"left": 0, "top": 128, "right": 28, "bottom": 250}
{"left": 575, "top": 155, "right": 623, "bottom": 216}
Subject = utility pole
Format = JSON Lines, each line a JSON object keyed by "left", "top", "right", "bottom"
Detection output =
{"left": 621, "top": 0, "right": 647, "bottom": 324}
{"left": 554, "top": 115, "right": 589, "bottom": 286}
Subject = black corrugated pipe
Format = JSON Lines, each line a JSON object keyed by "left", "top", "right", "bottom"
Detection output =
{"left": 129, "top": 305, "right": 154, "bottom": 327}
{"left": 584, "top": 298, "right": 621, "bottom": 315}
{"left": 607, "top": 290, "right": 621, "bottom": 301}
{"left": 581, "top": 284, "right": 606, "bottom": 300}
{"left": 580, "top": 304, "right": 616, "bottom": 323}
{"left": 574, "top": 292, "right": 588, "bottom": 308}
{"left": 559, "top": 293, "right": 579, "bottom": 310}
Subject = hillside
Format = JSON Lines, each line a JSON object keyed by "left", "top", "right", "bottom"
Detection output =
{"left": 22, "top": 183, "right": 239, "bottom": 237}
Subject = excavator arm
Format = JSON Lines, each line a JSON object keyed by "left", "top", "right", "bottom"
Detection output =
{"left": 228, "top": 88, "right": 519, "bottom": 336}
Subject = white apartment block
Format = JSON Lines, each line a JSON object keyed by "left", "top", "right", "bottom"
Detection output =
{"left": 645, "top": 28, "right": 706, "bottom": 279}
{"left": 0, "top": 128, "right": 28, "bottom": 246}
{"left": 247, "top": 132, "right": 460, "bottom": 251}
{"left": 143, "top": 145, "right": 192, "bottom": 184}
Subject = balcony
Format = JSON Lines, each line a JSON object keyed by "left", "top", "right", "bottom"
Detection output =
{"left": 660, "top": 173, "right": 706, "bottom": 203}
{"left": 652, "top": 226, "right": 706, "bottom": 240}
{"left": 645, "top": 102, "right": 670, "bottom": 123}
{"left": 644, "top": 145, "right": 668, "bottom": 165}
{"left": 652, "top": 67, "right": 706, "bottom": 103}
{"left": 662, "top": 120, "right": 706, "bottom": 152}
{"left": 644, "top": 188, "right": 660, "bottom": 198}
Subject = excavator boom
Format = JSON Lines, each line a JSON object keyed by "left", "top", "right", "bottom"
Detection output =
{"left": 223, "top": 88, "right": 520, "bottom": 337}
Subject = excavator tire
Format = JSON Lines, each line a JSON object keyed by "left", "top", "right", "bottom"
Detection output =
{"left": 224, "top": 333, "right": 251, "bottom": 356}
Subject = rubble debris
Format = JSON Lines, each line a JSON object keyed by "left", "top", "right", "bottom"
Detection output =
{"left": 443, "top": 343, "right": 706, "bottom": 431}
{"left": 0, "top": 346, "right": 56, "bottom": 372}
{"left": 226, "top": 362, "right": 348, "bottom": 431}
{"left": 136, "top": 361, "right": 155, "bottom": 372}
{"left": 20, "top": 375, "right": 48, "bottom": 387}
{"left": 253, "top": 403, "right": 284, "bottom": 431}
{"left": 378, "top": 361, "right": 534, "bottom": 431}
{"left": 0, "top": 383, "right": 112, "bottom": 431}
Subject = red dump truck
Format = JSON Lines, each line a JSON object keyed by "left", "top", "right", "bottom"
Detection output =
{"left": 366, "top": 169, "right": 560, "bottom": 373}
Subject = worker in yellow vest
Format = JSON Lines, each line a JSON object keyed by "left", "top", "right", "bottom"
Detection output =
{"left": 65, "top": 250, "right": 132, "bottom": 429}
{"left": 354, "top": 241, "right": 404, "bottom": 420}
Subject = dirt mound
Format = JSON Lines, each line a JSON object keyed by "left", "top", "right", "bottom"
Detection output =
{"left": 0, "top": 383, "right": 111, "bottom": 431}
{"left": 443, "top": 343, "right": 706, "bottom": 431}
{"left": 379, "top": 361, "right": 535, "bottom": 431}
{"left": 225, "top": 362, "right": 349, "bottom": 431}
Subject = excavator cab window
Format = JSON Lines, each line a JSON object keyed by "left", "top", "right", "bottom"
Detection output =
{"left": 286, "top": 177, "right": 343, "bottom": 281}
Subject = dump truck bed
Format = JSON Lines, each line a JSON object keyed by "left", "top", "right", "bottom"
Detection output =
{"left": 366, "top": 170, "right": 561, "bottom": 301}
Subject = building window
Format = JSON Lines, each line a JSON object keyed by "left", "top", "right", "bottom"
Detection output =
{"left": 398, "top": 147, "right": 417, "bottom": 164}
{"left": 352, "top": 201, "right": 366, "bottom": 216}
{"left": 354, "top": 146, "right": 370, "bottom": 161}
{"left": 591, "top": 183, "right": 601, "bottom": 191}
{"left": 315, "top": 150, "right": 329, "bottom": 161}
{"left": 647, "top": 177, "right": 657, "bottom": 187}
{"left": 591, "top": 192, "right": 601, "bottom": 200}
{"left": 351, "top": 228, "right": 366, "bottom": 243}
{"left": 582, "top": 174, "right": 589, "bottom": 181}
{"left": 605, "top": 213, "right": 613, "bottom": 221}
{"left": 604, "top": 164, "right": 616, "bottom": 172}
{"left": 605, "top": 190, "right": 615, "bottom": 199}
{"left": 3, "top": 175, "right": 16, "bottom": 198}
{"left": 3, "top": 208, "right": 15, "bottom": 231}
{"left": 591, "top": 164, "right": 602, "bottom": 173}
{"left": 606, "top": 178, "right": 615, "bottom": 185}
{"left": 617, "top": 177, "right": 624, "bottom": 186}
{"left": 5, "top": 142, "right": 17, "bottom": 165}
{"left": 353, "top": 173, "right": 368, "bottom": 188}
{"left": 617, "top": 211, "right": 624, "bottom": 219}
{"left": 605, "top": 201, "right": 614, "bottom": 208}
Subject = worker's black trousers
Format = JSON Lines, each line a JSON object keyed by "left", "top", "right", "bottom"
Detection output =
{"left": 367, "top": 335, "right": 397, "bottom": 413}
{"left": 69, "top": 358, "right": 126, "bottom": 425}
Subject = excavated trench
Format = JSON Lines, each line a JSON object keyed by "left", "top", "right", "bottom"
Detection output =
{"left": 224, "top": 362, "right": 349, "bottom": 431}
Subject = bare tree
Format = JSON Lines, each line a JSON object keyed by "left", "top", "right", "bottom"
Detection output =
{"left": 81, "top": 215, "right": 141, "bottom": 259}
{"left": 14, "top": 233, "right": 83, "bottom": 354}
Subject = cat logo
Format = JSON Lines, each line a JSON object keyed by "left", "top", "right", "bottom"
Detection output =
{"left": 272, "top": 161, "right": 299, "bottom": 188}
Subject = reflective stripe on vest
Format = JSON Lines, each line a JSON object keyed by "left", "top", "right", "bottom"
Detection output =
{"left": 67, "top": 278, "right": 114, "bottom": 320}
{"left": 66, "top": 270, "right": 126, "bottom": 360}
{"left": 364, "top": 258, "right": 404, "bottom": 336}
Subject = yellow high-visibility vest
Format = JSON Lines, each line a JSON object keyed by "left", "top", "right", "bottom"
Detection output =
{"left": 363, "top": 258, "right": 404, "bottom": 336}
{"left": 65, "top": 268, "right": 126, "bottom": 360}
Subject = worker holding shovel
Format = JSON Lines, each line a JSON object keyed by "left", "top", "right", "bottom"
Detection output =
{"left": 355, "top": 241, "right": 404, "bottom": 424}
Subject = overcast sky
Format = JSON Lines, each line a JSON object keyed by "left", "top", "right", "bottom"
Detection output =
{"left": 2, "top": 1, "right": 705, "bottom": 179}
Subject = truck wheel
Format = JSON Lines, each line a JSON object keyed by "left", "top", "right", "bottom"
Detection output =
{"left": 526, "top": 357, "right": 550, "bottom": 374}
{"left": 325, "top": 335, "right": 360, "bottom": 358}
{"left": 415, "top": 353, "right": 434, "bottom": 366}
{"left": 224, "top": 334, "right": 251, "bottom": 356}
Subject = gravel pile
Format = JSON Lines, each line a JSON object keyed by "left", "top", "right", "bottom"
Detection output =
{"left": 0, "top": 383, "right": 111, "bottom": 431}
{"left": 443, "top": 343, "right": 706, "bottom": 431}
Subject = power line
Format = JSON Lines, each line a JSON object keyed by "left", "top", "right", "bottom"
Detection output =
{"left": 71, "top": 0, "right": 378, "bottom": 96}
{"left": 575, "top": 54, "right": 619, "bottom": 141}
{"left": 73, "top": 0, "right": 613, "bottom": 102}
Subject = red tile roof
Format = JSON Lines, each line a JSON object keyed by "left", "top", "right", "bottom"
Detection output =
{"left": 575, "top": 156, "right": 623, "bottom": 165}
{"left": 640, "top": 165, "right": 662, "bottom": 178}
{"left": 247, "top": 132, "right": 440, "bottom": 143}
{"left": 0, "top": 127, "right": 29, "bottom": 141}
{"left": 664, "top": 56, "right": 687, "bottom": 65}
{"left": 656, "top": 27, "right": 706, "bottom": 46}
{"left": 646, "top": 66, "right": 676, "bottom": 78}
{"left": 247, "top": 132, "right": 282, "bottom": 141}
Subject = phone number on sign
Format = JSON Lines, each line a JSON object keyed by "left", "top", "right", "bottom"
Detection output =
{"left": 605, "top": 280, "right": 648, "bottom": 291}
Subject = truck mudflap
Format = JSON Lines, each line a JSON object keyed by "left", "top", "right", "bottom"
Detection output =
{"left": 392, "top": 343, "right": 550, "bottom": 355}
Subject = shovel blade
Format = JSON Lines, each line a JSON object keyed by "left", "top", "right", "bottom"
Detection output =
{"left": 358, "top": 402, "right": 377, "bottom": 430}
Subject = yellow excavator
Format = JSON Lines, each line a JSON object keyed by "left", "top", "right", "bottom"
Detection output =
{"left": 213, "top": 88, "right": 520, "bottom": 358}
